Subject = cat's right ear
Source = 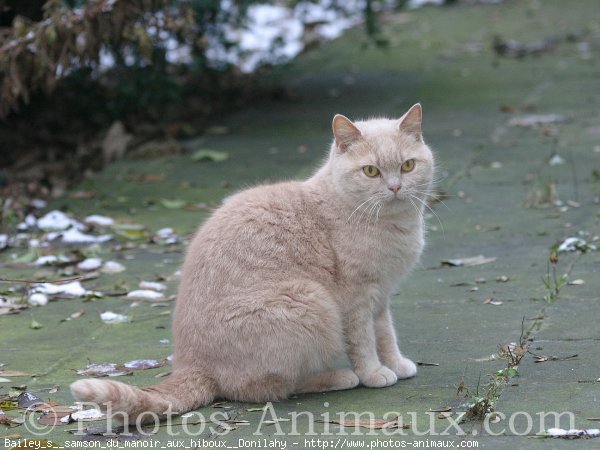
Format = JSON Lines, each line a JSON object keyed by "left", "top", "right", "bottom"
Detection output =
{"left": 332, "top": 114, "right": 361, "bottom": 152}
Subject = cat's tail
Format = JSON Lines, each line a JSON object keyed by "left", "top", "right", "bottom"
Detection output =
{"left": 70, "top": 370, "right": 215, "bottom": 423}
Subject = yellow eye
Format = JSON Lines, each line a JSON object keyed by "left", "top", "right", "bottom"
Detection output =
{"left": 401, "top": 159, "right": 416, "bottom": 173}
{"left": 362, "top": 165, "right": 380, "bottom": 177}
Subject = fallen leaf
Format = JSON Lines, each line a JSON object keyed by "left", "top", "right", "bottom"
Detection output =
{"left": 76, "top": 363, "right": 132, "bottom": 377}
{"left": 100, "top": 311, "right": 129, "bottom": 324}
{"left": 122, "top": 359, "right": 164, "bottom": 370}
{"left": 507, "top": 114, "right": 567, "bottom": 128}
{"left": 545, "top": 427, "right": 600, "bottom": 438}
{"left": 533, "top": 354, "right": 578, "bottom": 363}
{"left": 191, "top": 149, "right": 229, "bottom": 163}
{"left": 0, "top": 371, "right": 31, "bottom": 377}
{"left": 62, "top": 408, "right": 105, "bottom": 422}
{"left": 160, "top": 199, "right": 187, "bottom": 209}
{"left": 429, "top": 406, "right": 452, "bottom": 413}
{"left": 437, "top": 412, "right": 453, "bottom": 419}
{"left": 320, "top": 416, "right": 409, "bottom": 430}
{"left": 442, "top": 255, "right": 497, "bottom": 267}
{"left": 483, "top": 298, "right": 503, "bottom": 306}
{"left": 17, "top": 392, "right": 43, "bottom": 409}
{"left": 29, "top": 317, "right": 43, "bottom": 330}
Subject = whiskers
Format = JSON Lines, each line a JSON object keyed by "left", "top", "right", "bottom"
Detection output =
{"left": 346, "top": 192, "right": 387, "bottom": 228}
{"left": 406, "top": 188, "right": 446, "bottom": 234}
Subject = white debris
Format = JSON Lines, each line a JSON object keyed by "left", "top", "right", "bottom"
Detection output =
{"left": 159, "top": 339, "right": 170, "bottom": 344}
{"left": 61, "top": 228, "right": 113, "bottom": 244}
{"left": 507, "top": 114, "right": 567, "bottom": 128}
{"left": 17, "top": 214, "right": 38, "bottom": 231}
{"left": 37, "top": 210, "right": 74, "bottom": 231}
{"left": 558, "top": 237, "right": 597, "bottom": 253}
{"left": 156, "top": 227, "right": 175, "bottom": 239}
{"left": 61, "top": 408, "right": 106, "bottom": 423}
{"left": 28, "top": 293, "right": 49, "bottom": 306}
{"left": 77, "top": 258, "right": 103, "bottom": 271}
{"left": 123, "top": 359, "right": 162, "bottom": 369}
{"left": 85, "top": 215, "right": 115, "bottom": 227}
{"left": 139, "top": 281, "right": 167, "bottom": 292}
{"left": 548, "top": 154, "right": 565, "bottom": 166}
{"left": 34, "top": 255, "right": 69, "bottom": 266}
{"left": 100, "top": 311, "right": 129, "bottom": 324}
{"left": 100, "top": 261, "right": 126, "bottom": 274}
{"left": 29, "top": 239, "right": 41, "bottom": 248}
{"left": 30, "top": 199, "right": 47, "bottom": 209}
{"left": 0, "top": 234, "right": 7, "bottom": 250}
{"left": 546, "top": 428, "right": 600, "bottom": 438}
{"left": 127, "top": 290, "right": 165, "bottom": 301}
{"left": 31, "top": 281, "right": 89, "bottom": 297}
{"left": 407, "top": 0, "right": 444, "bottom": 9}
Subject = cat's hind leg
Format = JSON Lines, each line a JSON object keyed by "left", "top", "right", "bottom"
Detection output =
{"left": 295, "top": 368, "right": 359, "bottom": 394}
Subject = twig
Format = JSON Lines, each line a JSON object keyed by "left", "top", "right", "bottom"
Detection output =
{"left": 0, "top": 275, "right": 83, "bottom": 284}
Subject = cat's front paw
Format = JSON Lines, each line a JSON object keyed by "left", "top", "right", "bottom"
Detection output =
{"left": 358, "top": 366, "right": 398, "bottom": 388}
{"left": 387, "top": 356, "right": 417, "bottom": 379}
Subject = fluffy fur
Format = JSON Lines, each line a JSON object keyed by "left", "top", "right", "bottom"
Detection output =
{"left": 71, "top": 104, "right": 435, "bottom": 422}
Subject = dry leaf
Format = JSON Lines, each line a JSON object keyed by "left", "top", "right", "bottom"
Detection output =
{"left": 321, "top": 416, "right": 409, "bottom": 430}
{"left": 0, "top": 371, "right": 31, "bottom": 377}
{"left": 429, "top": 406, "right": 452, "bottom": 413}
{"left": 416, "top": 361, "right": 440, "bottom": 366}
{"left": 442, "top": 255, "right": 497, "bottom": 267}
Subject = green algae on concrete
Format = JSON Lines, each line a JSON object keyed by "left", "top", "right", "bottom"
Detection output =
{"left": 1, "top": 0, "right": 600, "bottom": 448}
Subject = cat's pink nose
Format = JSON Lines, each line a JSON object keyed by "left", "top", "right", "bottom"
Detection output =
{"left": 388, "top": 184, "right": 401, "bottom": 193}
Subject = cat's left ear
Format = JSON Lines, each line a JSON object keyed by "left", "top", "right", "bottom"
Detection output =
{"left": 398, "top": 103, "right": 423, "bottom": 141}
{"left": 332, "top": 114, "right": 362, "bottom": 152}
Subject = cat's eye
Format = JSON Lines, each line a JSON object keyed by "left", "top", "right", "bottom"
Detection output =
{"left": 362, "top": 165, "right": 380, "bottom": 177}
{"left": 401, "top": 159, "right": 416, "bottom": 173}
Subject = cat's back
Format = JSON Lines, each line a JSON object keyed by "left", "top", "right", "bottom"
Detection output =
{"left": 180, "top": 181, "right": 337, "bottom": 297}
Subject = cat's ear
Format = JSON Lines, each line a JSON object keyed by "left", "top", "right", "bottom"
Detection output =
{"left": 398, "top": 103, "right": 423, "bottom": 141}
{"left": 332, "top": 114, "right": 362, "bottom": 152}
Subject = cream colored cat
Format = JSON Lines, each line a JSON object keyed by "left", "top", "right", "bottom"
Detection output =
{"left": 71, "top": 104, "right": 434, "bottom": 422}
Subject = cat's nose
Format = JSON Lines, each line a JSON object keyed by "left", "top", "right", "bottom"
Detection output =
{"left": 388, "top": 184, "right": 401, "bottom": 193}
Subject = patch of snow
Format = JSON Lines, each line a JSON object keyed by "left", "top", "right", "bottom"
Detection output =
{"left": 123, "top": 359, "right": 162, "bottom": 369}
{"left": 31, "top": 281, "right": 90, "bottom": 297}
{"left": 0, "top": 234, "right": 8, "bottom": 250}
{"left": 558, "top": 237, "right": 597, "bottom": 253}
{"left": 100, "top": 311, "right": 129, "bottom": 324}
{"left": 28, "top": 293, "right": 48, "bottom": 306}
{"left": 34, "top": 255, "right": 68, "bottom": 266}
{"left": 156, "top": 227, "right": 175, "bottom": 238}
{"left": 101, "top": 261, "right": 126, "bottom": 274}
{"left": 127, "top": 290, "right": 165, "bottom": 301}
{"left": 77, "top": 258, "right": 103, "bottom": 271}
{"left": 549, "top": 154, "right": 565, "bottom": 166}
{"left": 61, "top": 228, "right": 113, "bottom": 244}
{"left": 61, "top": 408, "right": 105, "bottom": 422}
{"left": 139, "top": 281, "right": 167, "bottom": 292}
{"left": 37, "top": 211, "right": 74, "bottom": 231}
{"left": 546, "top": 428, "right": 600, "bottom": 438}
{"left": 30, "top": 199, "right": 47, "bottom": 209}
{"left": 407, "top": 0, "right": 444, "bottom": 8}
{"left": 84, "top": 215, "right": 115, "bottom": 227}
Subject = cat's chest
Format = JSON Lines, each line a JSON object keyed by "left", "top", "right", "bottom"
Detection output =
{"left": 336, "top": 222, "right": 423, "bottom": 289}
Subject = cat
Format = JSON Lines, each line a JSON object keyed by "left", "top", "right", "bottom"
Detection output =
{"left": 71, "top": 103, "right": 435, "bottom": 423}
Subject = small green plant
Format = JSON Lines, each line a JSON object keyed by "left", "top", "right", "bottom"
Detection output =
{"left": 541, "top": 251, "right": 568, "bottom": 303}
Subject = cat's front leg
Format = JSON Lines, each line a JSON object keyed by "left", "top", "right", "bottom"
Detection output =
{"left": 345, "top": 307, "right": 398, "bottom": 388}
{"left": 375, "top": 306, "right": 417, "bottom": 379}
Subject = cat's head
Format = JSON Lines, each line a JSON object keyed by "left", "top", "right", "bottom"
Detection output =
{"left": 327, "top": 104, "right": 434, "bottom": 220}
